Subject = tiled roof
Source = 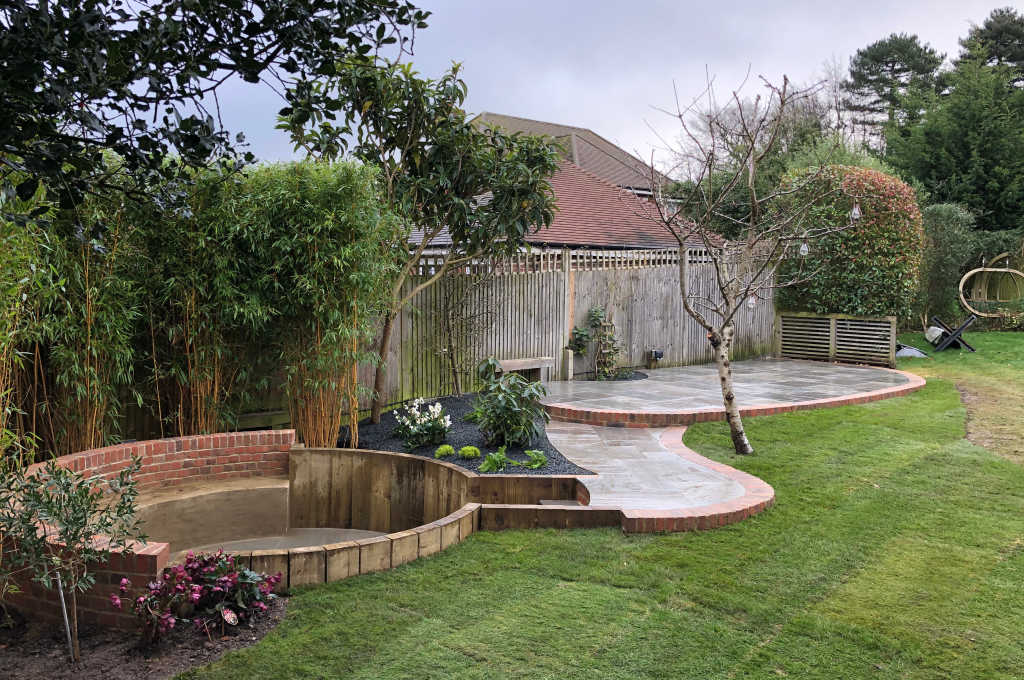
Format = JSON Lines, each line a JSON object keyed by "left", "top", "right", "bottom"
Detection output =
{"left": 472, "top": 112, "right": 669, "bottom": 192}
{"left": 536, "top": 161, "right": 697, "bottom": 248}
{"left": 410, "top": 160, "right": 705, "bottom": 250}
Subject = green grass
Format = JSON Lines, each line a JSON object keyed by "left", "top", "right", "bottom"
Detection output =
{"left": 897, "top": 331, "right": 1024, "bottom": 462}
{"left": 182, "top": 333, "right": 1024, "bottom": 679}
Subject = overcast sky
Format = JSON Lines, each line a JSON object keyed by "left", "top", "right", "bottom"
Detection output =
{"left": 215, "top": 0, "right": 1011, "bottom": 165}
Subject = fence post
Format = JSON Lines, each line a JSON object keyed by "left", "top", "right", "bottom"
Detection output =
{"left": 560, "top": 247, "right": 572, "bottom": 381}
{"left": 828, "top": 316, "right": 837, "bottom": 362}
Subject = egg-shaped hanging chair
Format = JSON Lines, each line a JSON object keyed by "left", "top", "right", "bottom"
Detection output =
{"left": 959, "top": 251, "right": 1024, "bottom": 318}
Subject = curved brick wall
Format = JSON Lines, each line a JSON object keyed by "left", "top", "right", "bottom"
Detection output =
{"left": 12, "top": 430, "right": 294, "bottom": 630}
{"left": 25, "top": 430, "right": 296, "bottom": 490}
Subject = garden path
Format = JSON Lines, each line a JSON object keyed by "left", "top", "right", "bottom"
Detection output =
{"left": 544, "top": 360, "right": 922, "bottom": 514}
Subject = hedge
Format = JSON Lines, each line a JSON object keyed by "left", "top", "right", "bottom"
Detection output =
{"left": 777, "top": 165, "right": 923, "bottom": 318}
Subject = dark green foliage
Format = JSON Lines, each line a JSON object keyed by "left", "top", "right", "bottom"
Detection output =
{"left": 456, "top": 445, "right": 480, "bottom": 460}
{"left": 469, "top": 359, "right": 549, "bottom": 448}
{"left": 128, "top": 165, "right": 268, "bottom": 437}
{"left": 915, "top": 204, "right": 979, "bottom": 325}
{"left": 0, "top": 0, "right": 427, "bottom": 226}
{"left": 777, "top": 165, "right": 924, "bottom": 318}
{"left": 885, "top": 57, "right": 1024, "bottom": 232}
{"left": 959, "top": 7, "right": 1024, "bottom": 82}
{"left": 843, "top": 33, "right": 943, "bottom": 133}
{"left": 522, "top": 449, "right": 547, "bottom": 469}
{"left": 478, "top": 446, "right": 514, "bottom": 473}
{"left": 566, "top": 326, "right": 591, "bottom": 356}
{"left": 434, "top": 444, "right": 455, "bottom": 459}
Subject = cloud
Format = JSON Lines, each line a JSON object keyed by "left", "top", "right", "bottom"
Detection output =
{"left": 213, "top": 0, "right": 1006, "bottom": 166}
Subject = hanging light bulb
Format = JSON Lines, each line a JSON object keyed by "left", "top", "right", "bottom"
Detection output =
{"left": 746, "top": 294, "right": 757, "bottom": 310}
{"left": 799, "top": 241, "right": 810, "bottom": 257}
{"left": 850, "top": 201, "right": 862, "bottom": 221}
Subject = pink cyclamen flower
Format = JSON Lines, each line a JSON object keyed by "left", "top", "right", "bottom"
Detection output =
{"left": 119, "top": 577, "right": 130, "bottom": 593}
{"left": 110, "top": 594, "right": 122, "bottom": 610}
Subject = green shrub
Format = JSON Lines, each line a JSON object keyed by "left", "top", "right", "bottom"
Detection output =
{"left": 478, "top": 446, "right": 514, "bottom": 473}
{"left": 469, "top": 359, "right": 549, "bottom": 447}
{"left": 915, "top": 204, "right": 978, "bottom": 326}
{"left": 434, "top": 444, "right": 455, "bottom": 458}
{"left": 566, "top": 326, "right": 591, "bottom": 355}
{"left": 523, "top": 449, "right": 548, "bottom": 469}
{"left": 776, "top": 165, "right": 924, "bottom": 318}
{"left": 457, "top": 445, "right": 481, "bottom": 459}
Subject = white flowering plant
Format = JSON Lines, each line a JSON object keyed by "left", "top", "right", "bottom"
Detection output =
{"left": 392, "top": 398, "right": 452, "bottom": 449}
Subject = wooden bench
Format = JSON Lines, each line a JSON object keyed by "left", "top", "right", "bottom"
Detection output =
{"left": 497, "top": 357, "right": 554, "bottom": 382}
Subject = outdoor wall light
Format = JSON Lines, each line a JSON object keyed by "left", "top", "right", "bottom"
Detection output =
{"left": 799, "top": 241, "right": 810, "bottom": 257}
{"left": 646, "top": 348, "right": 664, "bottom": 370}
{"left": 850, "top": 201, "right": 862, "bottom": 221}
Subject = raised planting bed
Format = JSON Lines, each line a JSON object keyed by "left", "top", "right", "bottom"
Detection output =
{"left": 347, "top": 393, "right": 591, "bottom": 476}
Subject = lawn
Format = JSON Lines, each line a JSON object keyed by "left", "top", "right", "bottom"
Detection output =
{"left": 898, "top": 331, "right": 1024, "bottom": 463}
{"left": 182, "top": 332, "right": 1024, "bottom": 680}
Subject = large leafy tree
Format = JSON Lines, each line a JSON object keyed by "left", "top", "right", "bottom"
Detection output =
{"left": 843, "top": 33, "right": 943, "bottom": 140}
{"left": 0, "top": 0, "right": 428, "bottom": 222}
{"left": 959, "top": 6, "right": 1024, "bottom": 82}
{"left": 885, "top": 57, "right": 1024, "bottom": 232}
{"left": 282, "top": 59, "right": 560, "bottom": 422}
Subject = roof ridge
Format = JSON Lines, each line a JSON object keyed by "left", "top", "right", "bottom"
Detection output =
{"left": 475, "top": 111, "right": 588, "bottom": 133}
{"left": 571, "top": 133, "right": 661, "bottom": 186}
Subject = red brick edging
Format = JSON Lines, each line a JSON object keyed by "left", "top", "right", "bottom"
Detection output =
{"left": 617, "top": 427, "right": 775, "bottom": 533}
{"left": 545, "top": 366, "right": 927, "bottom": 428}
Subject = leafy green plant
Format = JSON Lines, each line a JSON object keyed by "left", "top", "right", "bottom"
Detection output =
{"left": 915, "top": 204, "right": 978, "bottom": 328}
{"left": 0, "top": 457, "right": 145, "bottom": 661}
{"left": 393, "top": 398, "right": 451, "bottom": 449}
{"left": 457, "top": 445, "right": 481, "bottom": 459}
{"left": 566, "top": 326, "right": 591, "bottom": 355}
{"left": 776, "top": 165, "right": 924, "bottom": 319}
{"left": 587, "top": 307, "right": 623, "bottom": 381}
{"left": 523, "top": 449, "right": 548, "bottom": 469}
{"left": 226, "top": 161, "right": 401, "bottom": 448}
{"left": 434, "top": 444, "right": 455, "bottom": 459}
{"left": 115, "top": 550, "right": 280, "bottom": 646}
{"left": 469, "top": 359, "right": 550, "bottom": 447}
{"left": 479, "top": 446, "right": 515, "bottom": 473}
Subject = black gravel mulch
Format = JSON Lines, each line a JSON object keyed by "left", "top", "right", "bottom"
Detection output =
{"left": 342, "top": 394, "right": 591, "bottom": 476}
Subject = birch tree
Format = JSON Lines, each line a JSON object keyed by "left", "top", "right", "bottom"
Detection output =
{"left": 648, "top": 76, "right": 854, "bottom": 455}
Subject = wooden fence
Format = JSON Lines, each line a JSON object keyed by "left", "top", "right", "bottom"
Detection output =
{"left": 368, "top": 248, "right": 776, "bottom": 407}
{"left": 775, "top": 312, "right": 896, "bottom": 368}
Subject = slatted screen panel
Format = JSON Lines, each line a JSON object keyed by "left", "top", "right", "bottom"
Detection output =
{"left": 779, "top": 315, "right": 832, "bottom": 361}
{"left": 834, "top": 318, "right": 895, "bottom": 366}
{"left": 778, "top": 313, "right": 896, "bottom": 367}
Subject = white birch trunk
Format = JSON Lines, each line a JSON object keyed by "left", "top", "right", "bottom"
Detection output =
{"left": 712, "top": 323, "right": 754, "bottom": 455}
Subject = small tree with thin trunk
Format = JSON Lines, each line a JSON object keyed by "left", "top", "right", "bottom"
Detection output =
{"left": 648, "top": 75, "right": 852, "bottom": 455}
{"left": 281, "top": 58, "right": 560, "bottom": 422}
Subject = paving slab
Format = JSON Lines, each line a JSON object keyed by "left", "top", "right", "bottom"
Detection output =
{"left": 543, "top": 359, "right": 910, "bottom": 413}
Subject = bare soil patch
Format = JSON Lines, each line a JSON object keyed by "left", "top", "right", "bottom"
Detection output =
{"left": 0, "top": 596, "right": 286, "bottom": 680}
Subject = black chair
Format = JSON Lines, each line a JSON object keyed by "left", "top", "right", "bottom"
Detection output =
{"left": 929, "top": 315, "right": 977, "bottom": 352}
